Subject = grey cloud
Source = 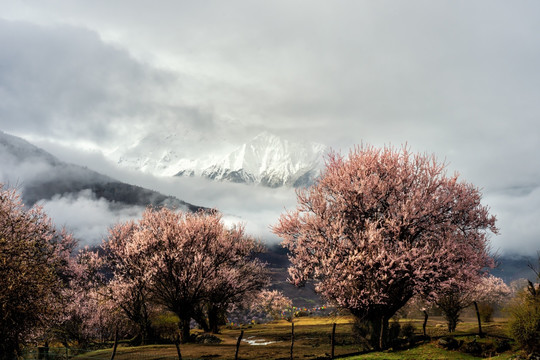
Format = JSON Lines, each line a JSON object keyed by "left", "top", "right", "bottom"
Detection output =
{"left": 486, "top": 185, "right": 540, "bottom": 256}
{"left": 0, "top": 19, "right": 217, "bottom": 148}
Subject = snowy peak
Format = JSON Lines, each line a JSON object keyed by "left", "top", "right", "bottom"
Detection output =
{"left": 177, "top": 132, "right": 327, "bottom": 188}
{"left": 110, "top": 130, "right": 327, "bottom": 188}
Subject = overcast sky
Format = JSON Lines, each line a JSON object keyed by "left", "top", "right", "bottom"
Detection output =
{"left": 0, "top": 1, "right": 539, "bottom": 255}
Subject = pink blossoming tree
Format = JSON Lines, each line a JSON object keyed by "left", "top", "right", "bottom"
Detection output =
{"left": 55, "top": 251, "right": 131, "bottom": 347}
{"left": 435, "top": 274, "right": 510, "bottom": 334}
{"left": 100, "top": 208, "right": 269, "bottom": 343}
{"left": 273, "top": 145, "right": 497, "bottom": 349}
{"left": 0, "top": 185, "right": 76, "bottom": 359}
{"left": 253, "top": 290, "right": 293, "bottom": 321}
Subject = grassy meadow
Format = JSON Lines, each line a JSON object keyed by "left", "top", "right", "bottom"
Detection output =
{"left": 64, "top": 315, "right": 524, "bottom": 360}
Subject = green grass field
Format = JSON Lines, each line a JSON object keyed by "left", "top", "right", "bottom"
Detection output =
{"left": 65, "top": 316, "right": 522, "bottom": 360}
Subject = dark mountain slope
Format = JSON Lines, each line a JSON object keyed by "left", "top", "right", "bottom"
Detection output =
{"left": 0, "top": 130, "right": 204, "bottom": 211}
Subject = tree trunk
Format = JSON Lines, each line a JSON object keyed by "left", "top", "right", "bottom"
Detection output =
{"left": 208, "top": 306, "right": 222, "bottom": 334}
{"left": 193, "top": 308, "right": 210, "bottom": 333}
{"left": 290, "top": 321, "right": 295, "bottom": 360}
{"left": 354, "top": 314, "right": 390, "bottom": 350}
{"left": 331, "top": 323, "right": 336, "bottom": 359}
{"left": 235, "top": 330, "right": 244, "bottom": 360}
{"left": 422, "top": 310, "right": 428, "bottom": 337}
{"left": 441, "top": 306, "right": 460, "bottom": 333}
{"left": 131, "top": 318, "right": 153, "bottom": 345}
{"left": 473, "top": 301, "right": 484, "bottom": 337}
{"left": 179, "top": 318, "right": 191, "bottom": 343}
{"left": 378, "top": 316, "right": 389, "bottom": 350}
{"left": 361, "top": 314, "right": 389, "bottom": 350}
{"left": 448, "top": 317, "right": 457, "bottom": 333}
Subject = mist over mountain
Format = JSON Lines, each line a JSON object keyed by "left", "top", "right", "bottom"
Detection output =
{"left": 112, "top": 132, "right": 327, "bottom": 188}
{"left": 0, "top": 130, "right": 204, "bottom": 244}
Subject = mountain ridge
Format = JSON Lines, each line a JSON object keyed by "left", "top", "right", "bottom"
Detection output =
{"left": 0, "top": 130, "right": 204, "bottom": 212}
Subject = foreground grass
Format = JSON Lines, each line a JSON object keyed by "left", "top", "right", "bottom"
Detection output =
{"left": 344, "top": 342, "right": 516, "bottom": 360}
{"left": 71, "top": 316, "right": 519, "bottom": 360}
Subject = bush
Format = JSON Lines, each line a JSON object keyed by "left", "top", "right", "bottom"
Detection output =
{"left": 400, "top": 322, "right": 416, "bottom": 340}
{"left": 494, "top": 339, "right": 511, "bottom": 353}
{"left": 461, "top": 339, "right": 483, "bottom": 356}
{"left": 478, "top": 302, "right": 495, "bottom": 322}
{"left": 388, "top": 321, "right": 401, "bottom": 342}
{"left": 507, "top": 282, "right": 540, "bottom": 355}
{"left": 294, "top": 310, "right": 310, "bottom": 318}
{"left": 438, "top": 336, "right": 459, "bottom": 350}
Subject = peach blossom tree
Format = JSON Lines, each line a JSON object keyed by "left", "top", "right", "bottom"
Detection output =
{"left": 139, "top": 208, "right": 268, "bottom": 341}
{"left": 435, "top": 274, "right": 510, "bottom": 333}
{"left": 273, "top": 145, "right": 497, "bottom": 349}
{"left": 99, "top": 208, "right": 269, "bottom": 343}
{"left": 0, "top": 185, "right": 76, "bottom": 359}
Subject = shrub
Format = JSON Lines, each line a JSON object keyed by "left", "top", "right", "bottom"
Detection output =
{"left": 495, "top": 338, "right": 511, "bottom": 353}
{"left": 507, "top": 282, "right": 540, "bottom": 355}
{"left": 438, "top": 336, "right": 459, "bottom": 350}
{"left": 400, "top": 322, "right": 416, "bottom": 340}
{"left": 478, "top": 302, "right": 495, "bottom": 322}
{"left": 461, "top": 339, "right": 482, "bottom": 356}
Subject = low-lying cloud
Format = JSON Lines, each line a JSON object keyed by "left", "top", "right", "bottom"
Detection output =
{"left": 39, "top": 190, "right": 145, "bottom": 246}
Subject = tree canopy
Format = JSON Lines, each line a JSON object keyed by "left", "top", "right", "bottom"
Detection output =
{"left": 0, "top": 185, "right": 76, "bottom": 359}
{"left": 273, "top": 145, "right": 497, "bottom": 349}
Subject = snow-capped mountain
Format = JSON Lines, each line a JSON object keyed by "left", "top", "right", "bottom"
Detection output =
{"left": 112, "top": 132, "right": 327, "bottom": 188}
{"left": 178, "top": 132, "right": 327, "bottom": 187}
{"left": 112, "top": 129, "right": 217, "bottom": 177}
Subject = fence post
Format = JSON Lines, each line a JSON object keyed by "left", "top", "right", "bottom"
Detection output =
{"left": 290, "top": 321, "right": 295, "bottom": 360}
{"left": 331, "top": 323, "right": 336, "bottom": 359}
{"left": 235, "top": 330, "right": 244, "bottom": 360}
{"left": 422, "top": 310, "right": 428, "bottom": 337}
{"left": 175, "top": 334, "right": 183, "bottom": 360}
{"left": 473, "top": 301, "right": 484, "bottom": 337}
{"left": 110, "top": 326, "right": 119, "bottom": 360}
